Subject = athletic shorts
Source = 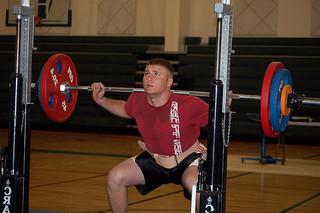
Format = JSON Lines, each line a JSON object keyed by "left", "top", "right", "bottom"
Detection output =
{"left": 134, "top": 151, "right": 201, "bottom": 199}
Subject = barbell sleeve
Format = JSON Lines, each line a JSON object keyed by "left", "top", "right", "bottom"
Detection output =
{"left": 302, "top": 97, "right": 320, "bottom": 106}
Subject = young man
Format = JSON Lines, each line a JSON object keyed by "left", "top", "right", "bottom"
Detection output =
{"left": 91, "top": 58, "right": 208, "bottom": 212}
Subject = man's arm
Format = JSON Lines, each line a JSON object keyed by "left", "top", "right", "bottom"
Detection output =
{"left": 91, "top": 82, "right": 131, "bottom": 119}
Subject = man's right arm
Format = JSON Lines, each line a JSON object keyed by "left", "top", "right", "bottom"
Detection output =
{"left": 91, "top": 82, "right": 131, "bottom": 119}
{"left": 96, "top": 97, "right": 131, "bottom": 118}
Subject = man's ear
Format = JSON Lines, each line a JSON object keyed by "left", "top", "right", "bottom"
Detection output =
{"left": 167, "top": 77, "right": 173, "bottom": 88}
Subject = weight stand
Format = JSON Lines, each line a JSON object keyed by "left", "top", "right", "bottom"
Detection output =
{"left": 240, "top": 131, "right": 286, "bottom": 165}
{"left": 0, "top": 1, "right": 34, "bottom": 212}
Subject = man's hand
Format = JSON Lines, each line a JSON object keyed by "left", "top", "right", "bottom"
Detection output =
{"left": 91, "top": 82, "right": 105, "bottom": 105}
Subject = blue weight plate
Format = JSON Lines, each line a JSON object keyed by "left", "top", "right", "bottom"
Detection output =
{"left": 269, "top": 68, "right": 292, "bottom": 132}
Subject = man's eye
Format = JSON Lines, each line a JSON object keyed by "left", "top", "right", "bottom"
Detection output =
{"left": 144, "top": 71, "right": 160, "bottom": 78}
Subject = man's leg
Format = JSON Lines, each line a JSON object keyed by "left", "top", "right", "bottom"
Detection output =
{"left": 181, "top": 165, "right": 198, "bottom": 192}
{"left": 107, "top": 158, "right": 145, "bottom": 213}
{"left": 182, "top": 165, "right": 200, "bottom": 211}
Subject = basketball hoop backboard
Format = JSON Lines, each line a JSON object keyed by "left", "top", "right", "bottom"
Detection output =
{"left": 6, "top": 0, "right": 71, "bottom": 26}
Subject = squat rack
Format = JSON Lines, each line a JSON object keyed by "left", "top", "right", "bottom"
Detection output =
{"left": 192, "top": 0, "right": 233, "bottom": 212}
{"left": 0, "top": 0, "right": 34, "bottom": 212}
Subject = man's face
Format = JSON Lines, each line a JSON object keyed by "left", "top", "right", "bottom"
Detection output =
{"left": 143, "top": 64, "right": 173, "bottom": 95}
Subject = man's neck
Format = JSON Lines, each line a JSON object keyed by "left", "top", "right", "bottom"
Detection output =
{"left": 147, "top": 90, "right": 171, "bottom": 107}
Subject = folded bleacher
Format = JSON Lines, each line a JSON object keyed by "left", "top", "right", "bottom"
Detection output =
{"left": 179, "top": 37, "right": 320, "bottom": 141}
{"left": 1, "top": 35, "right": 319, "bottom": 141}
{"left": 0, "top": 35, "right": 164, "bottom": 131}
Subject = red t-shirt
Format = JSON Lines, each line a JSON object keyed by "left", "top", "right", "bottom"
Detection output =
{"left": 125, "top": 92, "right": 208, "bottom": 155}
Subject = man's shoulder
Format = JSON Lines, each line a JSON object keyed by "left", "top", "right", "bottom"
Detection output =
{"left": 130, "top": 92, "right": 146, "bottom": 99}
{"left": 173, "top": 93, "right": 203, "bottom": 102}
{"left": 172, "top": 94, "right": 200, "bottom": 106}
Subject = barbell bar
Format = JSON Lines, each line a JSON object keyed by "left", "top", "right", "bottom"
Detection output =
{"left": 59, "top": 83, "right": 262, "bottom": 100}
{"left": 34, "top": 54, "right": 319, "bottom": 138}
{"left": 31, "top": 82, "right": 320, "bottom": 105}
{"left": 60, "top": 84, "right": 320, "bottom": 105}
{"left": 60, "top": 83, "right": 320, "bottom": 106}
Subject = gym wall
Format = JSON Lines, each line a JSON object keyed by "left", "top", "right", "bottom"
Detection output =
{"left": 0, "top": 0, "right": 319, "bottom": 48}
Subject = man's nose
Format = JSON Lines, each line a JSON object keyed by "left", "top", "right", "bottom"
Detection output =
{"left": 145, "top": 74, "right": 154, "bottom": 80}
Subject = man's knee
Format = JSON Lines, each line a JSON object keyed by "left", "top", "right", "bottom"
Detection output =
{"left": 107, "top": 167, "right": 127, "bottom": 189}
{"left": 182, "top": 167, "right": 198, "bottom": 190}
{"left": 184, "top": 174, "right": 197, "bottom": 188}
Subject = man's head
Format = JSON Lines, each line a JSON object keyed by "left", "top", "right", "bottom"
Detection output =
{"left": 143, "top": 58, "right": 174, "bottom": 95}
{"left": 146, "top": 58, "right": 174, "bottom": 77}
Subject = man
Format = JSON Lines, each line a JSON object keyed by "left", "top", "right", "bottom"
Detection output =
{"left": 91, "top": 58, "right": 208, "bottom": 212}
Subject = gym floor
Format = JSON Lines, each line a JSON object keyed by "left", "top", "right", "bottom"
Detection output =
{"left": 0, "top": 128, "right": 319, "bottom": 213}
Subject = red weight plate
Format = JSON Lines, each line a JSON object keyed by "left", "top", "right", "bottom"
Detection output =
{"left": 260, "top": 62, "right": 284, "bottom": 137}
{"left": 38, "top": 54, "right": 78, "bottom": 122}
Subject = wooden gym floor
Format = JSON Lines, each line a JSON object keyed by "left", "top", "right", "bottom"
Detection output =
{"left": 0, "top": 128, "right": 319, "bottom": 213}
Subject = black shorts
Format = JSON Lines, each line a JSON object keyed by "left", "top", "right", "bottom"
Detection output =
{"left": 134, "top": 151, "right": 201, "bottom": 199}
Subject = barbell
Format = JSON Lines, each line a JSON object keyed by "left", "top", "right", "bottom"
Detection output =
{"left": 35, "top": 54, "right": 320, "bottom": 137}
{"left": 59, "top": 83, "right": 261, "bottom": 99}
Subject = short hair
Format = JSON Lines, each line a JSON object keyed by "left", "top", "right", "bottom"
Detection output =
{"left": 146, "top": 58, "right": 174, "bottom": 77}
